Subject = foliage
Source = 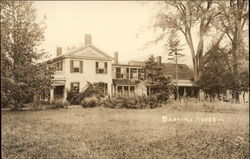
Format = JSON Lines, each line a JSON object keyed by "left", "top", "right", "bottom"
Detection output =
{"left": 84, "top": 82, "right": 107, "bottom": 99}
{"left": 66, "top": 82, "right": 107, "bottom": 105}
{"left": 101, "top": 95, "right": 161, "bottom": 109}
{"left": 66, "top": 90, "right": 84, "bottom": 105}
{"left": 166, "top": 30, "right": 183, "bottom": 56}
{"left": 239, "top": 69, "right": 249, "bottom": 92}
{"left": 1, "top": 1, "right": 54, "bottom": 109}
{"left": 51, "top": 101, "right": 69, "bottom": 109}
{"left": 145, "top": 55, "right": 173, "bottom": 102}
{"left": 198, "top": 45, "right": 231, "bottom": 98}
{"left": 81, "top": 96, "right": 98, "bottom": 108}
{"left": 215, "top": 0, "right": 249, "bottom": 103}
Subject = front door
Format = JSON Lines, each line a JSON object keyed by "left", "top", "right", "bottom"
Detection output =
{"left": 54, "top": 86, "right": 64, "bottom": 102}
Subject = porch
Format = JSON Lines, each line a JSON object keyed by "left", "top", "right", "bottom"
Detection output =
{"left": 112, "top": 79, "right": 136, "bottom": 97}
{"left": 50, "top": 80, "right": 67, "bottom": 102}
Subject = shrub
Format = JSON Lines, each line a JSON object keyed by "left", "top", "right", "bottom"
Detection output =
{"left": 51, "top": 101, "right": 69, "bottom": 109}
{"left": 100, "top": 95, "right": 161, "bottom": 109}
{"left": 67, "top": 82, "right": 107, "bottom": 105}
{"left": 32, "top": 100, "right": 51, "bottom": 110}
{"left": 66, "top": 90, "right": 84, "bottom": 105}
{"left": 81, "top": 96, "right": 98, "bottom": 108}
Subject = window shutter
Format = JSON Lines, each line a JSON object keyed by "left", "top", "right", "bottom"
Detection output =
{"left": 96, "top": 62, "right": 99, "bottom": 73}
{"left": 104, "top": 62, "right": 108, "bottom": 74}
{"left": 70, "top": 60, "right": 74, "bottom": 73}
{"left": 61, "top": 61, "right": 63, "bottom": 71}
{"left": 70, "top": 82, "right": 74, "bottom": 91}
{"left": 80, "top": 61, "right": 83, "bottom": 73}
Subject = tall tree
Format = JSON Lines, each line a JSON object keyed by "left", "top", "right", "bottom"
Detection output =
{"left": 216, "top": 0, "right": 249, "bottom": 103}
{"left": 153, "top": 0, "right": 223, "bottom": 82}
{"left": 1, "top": 1, "right": 54, "bottom": 109}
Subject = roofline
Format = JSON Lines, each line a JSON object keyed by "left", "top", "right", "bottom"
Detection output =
{"left": 47, "top": 55, "right": 112, "bottom": 64}
{"left": 112, "top": 64, "right": 144, "bottom": 67}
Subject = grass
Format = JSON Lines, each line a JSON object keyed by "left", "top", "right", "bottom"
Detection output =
{"left": 1, "top": 102, "right": 249, "bottom": 159}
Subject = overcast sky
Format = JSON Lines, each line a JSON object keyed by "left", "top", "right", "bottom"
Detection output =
{"left": 35, "top": 1, "right": 193, "bottom": 67}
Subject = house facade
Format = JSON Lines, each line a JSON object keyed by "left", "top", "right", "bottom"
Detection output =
{"left": 47, "top": 34, "right": 113, "bottom": 102}
{"left": 47, "top": 34, "right": 196, "bottom": 102}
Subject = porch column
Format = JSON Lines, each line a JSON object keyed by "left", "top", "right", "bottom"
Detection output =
{"left": 122, "top": 86, "right": 124, "bottom": 97}
{"left": 63, "top": 87, "right": 67, "bottom": 102}
{"left": 128, "top": 68, "right": 131, "bottom": 79}
{"left": 49, "top": 87, "right": 54, "bottom": 103}
{"left": 184, "top": 87, "right": 187, "bottom": 98}
{"left": 115, "top": 85, "right": 117, "bottom": 97}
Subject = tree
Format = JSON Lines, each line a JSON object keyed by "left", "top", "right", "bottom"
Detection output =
{"left": 145, "top": 55, "right": 173, "bottom": 102}
{"left": 239, "top": 62, "right": 249, "bottom": 104}
{"left": 1, "top": 1, "right": 54, "bottom": 109}
{"left": 153, "top": 0, "right": 223, "bottom": 82}
{"left": 166, "top": 30, "right": 183, "bottom": 56}
{"left": 216, "top": 0, "right": 249, "bottom": 103}
{"left": 198, "top": 45, "right": 231, "bottom": 101}
{"left": 166, "top": 30, "right": 184, "bottom": 99}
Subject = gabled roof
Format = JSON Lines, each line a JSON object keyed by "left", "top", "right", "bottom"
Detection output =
{"left": 66, "top": 44, "right": 113, "bottom": 59}
{"left": 47, "top": 44, "right": 113, "bottom": 63}
{"left": 161, "top": 63, "right": 194, "bottom": 80}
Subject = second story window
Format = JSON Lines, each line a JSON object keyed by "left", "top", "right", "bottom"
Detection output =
{"left": 70, "top": 60, "right": 83, "bottom": 73}
{"left": 96, "top": 61, "right": 108, "bottom": 74}
{"left": 73, "top": 61, "right": 80, "bottom": 72}
{"left": 130, "top": 68, "right": 138, "bottom": 80}
{"left": 55, "top": 61, "right": 63, "bottom": 71}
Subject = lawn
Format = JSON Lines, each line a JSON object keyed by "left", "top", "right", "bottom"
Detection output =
{"left": 1, "top": 104, "right": 249, "bottom": 159}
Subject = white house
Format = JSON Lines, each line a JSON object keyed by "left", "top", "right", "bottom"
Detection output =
{"left": 47, "top": 34, "right": 113, "bottom": 102}
{"left": 47, "top": 34, "right": 199, "bottom": 103}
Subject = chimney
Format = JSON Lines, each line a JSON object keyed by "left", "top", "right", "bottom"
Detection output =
{"left": 56, "top": 47, "right": 62, "bottom": 56}
{"left": 85, "top": 34, "right": 92, "bottom": 46}
{"left": 156, "top": 56, "right": 162, "bottom": 65}
{"left": 114, "top": 52, "right": 118, "bottom": 64}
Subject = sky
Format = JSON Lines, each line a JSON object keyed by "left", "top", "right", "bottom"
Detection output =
{"left": 34, "top": 1, "right": 193, "bottom": 67}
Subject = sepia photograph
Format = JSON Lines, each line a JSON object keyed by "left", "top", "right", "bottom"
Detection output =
{"left": 1, "top": 1, "right": 249, "bottom": 158}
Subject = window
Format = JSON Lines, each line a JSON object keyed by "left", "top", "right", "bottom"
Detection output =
{"left": 124, "top": 86, "right": 129, "bottom": 97}
{"left": 55, "top": 61, "right": 63, "bottom": 71}
{"left": 73, "top": 61, "right": 80, "bottom": 72}
{"left": 116, "top": 67, "right": 124, "bottom": 78}
{"left": 138, "top": 69, "right": 145, "bottom": 80}
{"left": 117, "top": 86, "right": 123, "bottom": 97}
{"left": 96, "top": 61, "right": 108, "bottom": 74}
{"left": 130, "top": 68, "right": 138, "bottom": 79}
{"left": 70, "top": 82, "right": 80, "bottom": 92}
{"left": 70, "top": 60, "right": 83, "bottom": 73}
{"left": 130, "top": 86, "right": 135, "bottom": 94}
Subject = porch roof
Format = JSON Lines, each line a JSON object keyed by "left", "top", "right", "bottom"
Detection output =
{"left": 52, "top": 80, "right": 66, "bottom": 86}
